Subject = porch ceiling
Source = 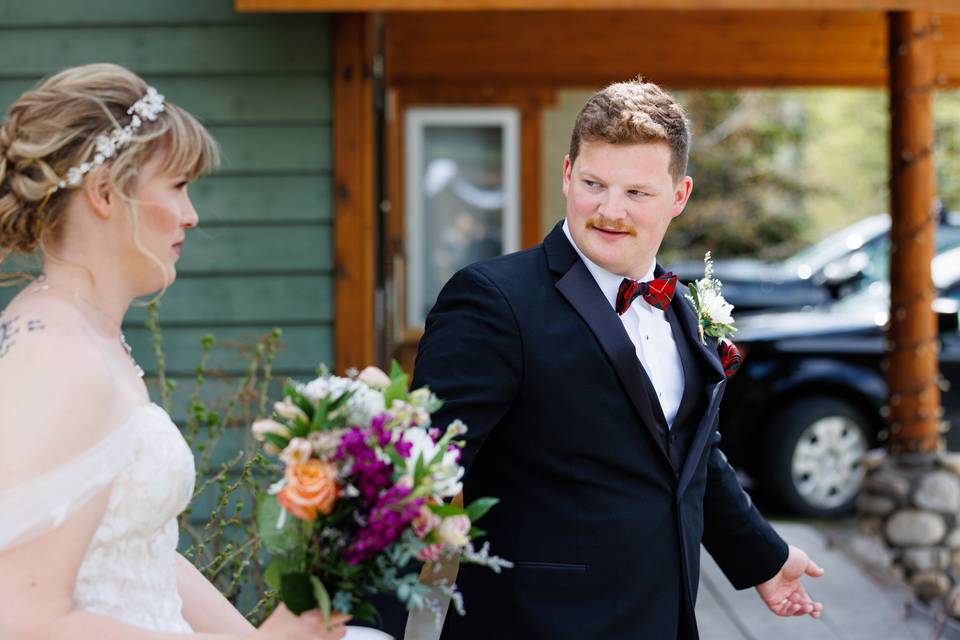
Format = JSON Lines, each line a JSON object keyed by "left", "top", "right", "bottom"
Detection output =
{"left": 238, "top": 1, "right": 960, "bottom": 12}
{"left": 384, "top": 10, "right": 960, "bottom": 88}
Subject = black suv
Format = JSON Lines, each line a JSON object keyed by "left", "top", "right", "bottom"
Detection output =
{"left": 718, "top": 247, "right": 960, "bottom": 518}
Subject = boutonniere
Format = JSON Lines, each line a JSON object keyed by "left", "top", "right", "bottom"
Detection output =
{"left": 683, "top": 251, "right": 737, "bottom": 347}
{"left": 683, "top": 253, "right": 741, "bottom": 377}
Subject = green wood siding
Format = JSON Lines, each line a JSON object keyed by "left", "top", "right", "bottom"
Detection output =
{"left": 0, "top": 1, "right": 335, "bottom": 403}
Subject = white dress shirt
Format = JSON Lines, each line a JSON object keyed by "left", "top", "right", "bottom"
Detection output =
{"left": 562, "top": 220, "right": 685, "bottom": 428}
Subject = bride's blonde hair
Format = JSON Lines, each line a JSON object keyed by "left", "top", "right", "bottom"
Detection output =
{"left": 0, "top": 63, "right": 219, "bottom": 285}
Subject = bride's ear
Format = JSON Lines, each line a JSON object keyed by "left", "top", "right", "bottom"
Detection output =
{"left": 83, "top": 168, "right": 114, "bottom": 220}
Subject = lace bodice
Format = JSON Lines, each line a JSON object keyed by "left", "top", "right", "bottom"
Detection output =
{"left": 73, "top": 403, "right": 196, "bottom": 633}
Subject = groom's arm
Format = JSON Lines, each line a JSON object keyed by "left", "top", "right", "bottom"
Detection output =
{"left": 411, "top": 264, "right": 522, "bottom": 474}
{"left": 701, "top": 430, "right": 789, "bottom": 589}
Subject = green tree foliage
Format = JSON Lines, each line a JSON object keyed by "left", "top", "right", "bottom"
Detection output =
{"left": 659, "top": 88, "right": 960, "bottom": 264}
{"left": 662, "top": 90, "right": 812, "bottom": 264}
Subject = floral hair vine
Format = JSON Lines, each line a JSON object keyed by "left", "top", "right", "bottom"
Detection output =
{"left": 47, "top": 86, "right": 166, "bottom": 195}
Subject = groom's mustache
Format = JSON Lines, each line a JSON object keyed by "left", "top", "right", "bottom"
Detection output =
{"left": 585, "top": 216, "right": 638, "bottom": 237}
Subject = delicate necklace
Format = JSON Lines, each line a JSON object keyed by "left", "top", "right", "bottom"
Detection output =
{"left": 29, "top": 275, "right": 145, "bottom": 378}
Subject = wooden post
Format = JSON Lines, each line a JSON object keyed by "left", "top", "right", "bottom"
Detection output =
{"left": 333, "top": 13, "right": 378, "bottom": 374}
{"left": 886, "top": 11, "right": 941, "bottom": 454}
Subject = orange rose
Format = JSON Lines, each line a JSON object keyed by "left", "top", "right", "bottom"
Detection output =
{"left": 277, "top": 460, "right": 338, "bottom": 521}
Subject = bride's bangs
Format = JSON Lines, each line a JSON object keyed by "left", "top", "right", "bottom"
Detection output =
{"left": 153, "top": 103, "right": 220, "bottom": 182}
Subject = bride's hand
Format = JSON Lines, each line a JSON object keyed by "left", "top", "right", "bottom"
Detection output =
{"left": 251, "top": 603, "right": 350, "bottom": 640}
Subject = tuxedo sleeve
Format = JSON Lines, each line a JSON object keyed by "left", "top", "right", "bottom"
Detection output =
{"left": 702, "top": 430, "right": 789, "bottom": 589}
{"left": 411, "top": 264, "right": 522, "bottom": 475}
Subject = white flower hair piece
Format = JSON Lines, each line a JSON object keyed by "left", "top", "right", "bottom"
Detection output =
{"left": 48, "top": 86, "right": 166, "bottom": 194}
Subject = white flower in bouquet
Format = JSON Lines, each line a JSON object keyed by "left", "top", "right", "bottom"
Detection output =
{"left": 280, "top": 437, "right": 313, "bottom": 466}
{"left": 390, "top": 398, "right": 431, "bottom": 430}
{"left": 252, "top": 419, "right": 292, "bottom": 441}
{"left": 437, "top": 515, "right": 472, "bottom": 548}
{"left": 298, "top": 375, "right": 386, "bottom": 426}
{"left": 401, "top": 427, "right": 464, "bottom": 499}
{"left": 274, "top": 398, "right": 308, "bottom": 422}
{"left": 357, "top": 366, "right": 391, "bottom": 389}
{"left": 307, "top": 430, "right": 345, "bottom": 460}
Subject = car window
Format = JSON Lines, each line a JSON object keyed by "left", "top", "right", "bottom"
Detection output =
{"left": 860, "top": 225, "right": 960, "bottom": 287}
{"left": 783, "top": 215, "right": 888, "bottom": 274}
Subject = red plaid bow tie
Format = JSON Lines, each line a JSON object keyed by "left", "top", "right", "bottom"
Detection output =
{"left": 615, "top": 272, "right": 678, "bottom": 314}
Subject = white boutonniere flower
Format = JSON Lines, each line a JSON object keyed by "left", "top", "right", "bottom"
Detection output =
{"left": 683, "top": 251, "right": 737, "bottom": 346}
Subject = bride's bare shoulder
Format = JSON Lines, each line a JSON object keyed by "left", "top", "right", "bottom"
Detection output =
{"left": 0, "top": 293, "right": 106, "bottom": 377}
{"left": 0, "top": 295, "right": 118, "bottom": 485}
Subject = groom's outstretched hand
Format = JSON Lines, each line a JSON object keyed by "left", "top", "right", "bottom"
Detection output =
{"left": 755, "top": 544, "right": 824, "bottom": 619}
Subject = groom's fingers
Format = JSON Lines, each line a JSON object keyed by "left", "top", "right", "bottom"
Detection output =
{"left": 805, "top": 558, "right": 825, "bottom": 577}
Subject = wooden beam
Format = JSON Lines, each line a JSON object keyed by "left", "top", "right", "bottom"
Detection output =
{"left": 333, "top": 13, "right": 377, "bottom": 374}
{"left": 238, "top": 0, "right": 960, "bottom": 13}
{"left": 384, "top": 11, "right": 960, "bottom": 89}
{"left": 386, "top": 11, "right": 890, "bottom": 88}
{"left": 886, "top": 11, "right": 941, "bottom": 455}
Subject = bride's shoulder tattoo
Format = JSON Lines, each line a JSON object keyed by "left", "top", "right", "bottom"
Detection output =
{"left": 0, "top": 315, "right": 46, "bottom": 359}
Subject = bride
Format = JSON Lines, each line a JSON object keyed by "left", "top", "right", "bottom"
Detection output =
{"left": 0, "top": 63, "right": 347, "bottom": 639}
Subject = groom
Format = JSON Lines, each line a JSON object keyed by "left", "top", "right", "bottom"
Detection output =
{"left": 397, "top": 80, "right": 824, "bottom": 639}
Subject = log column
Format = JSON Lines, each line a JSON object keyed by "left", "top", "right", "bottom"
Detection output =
{"left": 886, "top": 11, "right": 942, "bottom": 455}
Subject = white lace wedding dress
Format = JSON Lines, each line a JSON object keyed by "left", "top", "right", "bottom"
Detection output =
{"left": 73, "top": 402, "right": 197, "bottom": 632}
{"left": 0, "top": 401, "right": 197, "bottom": 633}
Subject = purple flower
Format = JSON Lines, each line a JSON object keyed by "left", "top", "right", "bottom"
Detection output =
{"left": 344, "top": 485, "right": 424, "bottom": 565}
{"left": 394, "top": 438, "right": 413, "bottom": 459}
{"left": 336, "top": 426, "right": 393, "bottom": 504}
{"left": 369, "top": 413, "right": 392, "bottom": 447}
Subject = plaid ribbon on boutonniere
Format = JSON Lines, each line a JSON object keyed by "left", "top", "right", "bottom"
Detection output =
{"left": 682, "top": 252, "right": 741, "bottom": 378}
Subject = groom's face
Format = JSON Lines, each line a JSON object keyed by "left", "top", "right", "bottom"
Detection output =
{"left": 562, "top": 140, "right": 693, "bottom": 279}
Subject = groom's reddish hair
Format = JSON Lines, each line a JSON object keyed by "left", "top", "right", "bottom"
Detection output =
{"left": 568, "top": 78, "right": 690, "bottom": 183}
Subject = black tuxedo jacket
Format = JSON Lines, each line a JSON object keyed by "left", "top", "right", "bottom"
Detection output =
{"left": 388, "top": 223, "right": 787, "bottom": 640}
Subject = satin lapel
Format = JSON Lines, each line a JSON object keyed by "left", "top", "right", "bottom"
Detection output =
{"left": 555, "top": 259, "right": 672, "bottom": 466}
{"left": 677, "top": 381, "right": 725, "bottom": 497}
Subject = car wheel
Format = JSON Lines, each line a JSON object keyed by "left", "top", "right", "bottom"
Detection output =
{"left": 760, "top": 397, "right": 871, "bottom": 518}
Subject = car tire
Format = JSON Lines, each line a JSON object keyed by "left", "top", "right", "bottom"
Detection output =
{"left": 760, "top": 397, "right": 872, "bottom": 518}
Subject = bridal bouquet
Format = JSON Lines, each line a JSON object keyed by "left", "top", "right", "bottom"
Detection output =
{"left": 252, "top": 363, "right": 510, "bottom": 626}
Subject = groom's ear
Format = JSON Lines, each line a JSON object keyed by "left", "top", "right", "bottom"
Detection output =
{"left": 671, "top": 176, "right": 693, "bottom": 218}
{"left": 562, "top": 155, "right": 573, "bottom": 198}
